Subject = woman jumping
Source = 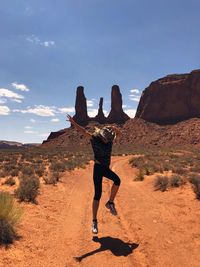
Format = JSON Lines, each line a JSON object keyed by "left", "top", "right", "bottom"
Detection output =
{"left": 67, "top": 114, "right": 121, "bottom": 234}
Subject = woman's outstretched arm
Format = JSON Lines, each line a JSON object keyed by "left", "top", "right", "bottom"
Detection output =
{"left": 66, "top": 114, "right": 92, "bottom": 140}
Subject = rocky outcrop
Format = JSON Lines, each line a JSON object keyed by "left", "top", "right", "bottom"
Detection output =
{"left": 94, "top": 97, "right": 106, "bottom": 124}
{"left": 107, "top": 85, "right": 130, "bottom": 124}
{"left": 135, "top": 69, "right": 200, "bottom": 124}
{"left": 72, "top": 85, "right": 129, "bottom": 125}
{"left": 72, "top": 86, "right": 89, "bottom": 126}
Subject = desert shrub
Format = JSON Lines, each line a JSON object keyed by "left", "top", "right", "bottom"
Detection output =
{"left": 0, "top": 192, "right": 22, "bottom": 244}
{"left": 21, "top": 165, "right": 35, "bottom": 176}
{"left": 50, "top": 161, "right": 66, "bottom": 172}
{"left": 15, "top": 175, "right": 40, "bottom": 203}
{"left": 4, "top": 177, "right": 16, "bottom": 186}
{"left": 10, "top": 168, "right": 19, "bottom": 177}
{"left": 43, "top": 172, "right": 60, "bottom": 185}
{"left": 134, "top": 170, "right": 145, "bottom": 181}
{"left": 154, "top": 175, "right": 169, "bottom": 192}
{"left": 170, "top": 175, "right": 185, "bottom": 187}
{"left": 34, "top": 165, "right": 45, "bottom": 177}
{"left": 188, "top": 173, "right": 200, "bottom": 199}
{"left": 190, "top": 165, "right": 200, "bottom": 173}
{"left": 171, "top": 166, "right": 187, "bottom": 175}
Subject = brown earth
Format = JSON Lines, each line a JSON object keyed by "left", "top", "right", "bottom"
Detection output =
{"left": 42, "top": 117, "right": 200, "bottom": 148}
{"left": 1, "top": 156, "right": 200, "bottom": 267}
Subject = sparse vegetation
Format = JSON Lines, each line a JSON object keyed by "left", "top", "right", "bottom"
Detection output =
{"left": 188, "top": 173, "right": 200, "bottom": 200}
{"left": 170, "top": 174, "right": 185, "bottom": 187}
{"left": 15, "top": 175, "right": 40, "bottom": 203}
{"left": 0, "top": 192, "right": 22, "bottom": 244}
{"left": 134, "top": 170, "right": 145, "bottom": 181}
{"left": 154, "top": 175, "right": 169, "bottom": 192}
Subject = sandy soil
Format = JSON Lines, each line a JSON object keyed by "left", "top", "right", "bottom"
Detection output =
{"left": 0, "top": 156, "right": 200, "bottom": 267}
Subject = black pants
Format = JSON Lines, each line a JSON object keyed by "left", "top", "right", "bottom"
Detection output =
{"left": 93, "top": 163, "right": 121, "bottom": 201}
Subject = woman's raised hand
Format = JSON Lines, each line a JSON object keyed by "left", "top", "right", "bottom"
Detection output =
{"left": 66, "top": 114, "right": 75, "bottom": 124}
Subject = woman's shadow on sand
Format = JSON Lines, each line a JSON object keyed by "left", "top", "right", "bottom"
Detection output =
{"left": 74, "top": 236, "right": 139, "bottom": 262}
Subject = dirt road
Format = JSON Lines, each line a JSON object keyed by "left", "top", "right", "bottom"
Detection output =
{"left": 1, "top": 156, "right": 200, "bottom": 267}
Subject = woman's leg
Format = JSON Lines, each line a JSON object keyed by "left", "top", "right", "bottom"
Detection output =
{"left": 92, "top": 164, "right": 103, "bottom": 220}
{"left": 102, "top": 166, "right": 121, "bottom": 202}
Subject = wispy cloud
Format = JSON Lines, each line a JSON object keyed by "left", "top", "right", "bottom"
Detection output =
{"left": 58, "top": 107, "right": 75, "bottom": 113}
{"left": 24, "top": 130, "right": 38, "bottom": 134}
{"left": 0, "top": 106, "right": 10, "bottom": 115}
{"left": 13, "top": 105, "right": 75, "bottom": 118}
{"left": 0, "top": 88, "right": 24, "bottom": 103}
{"left": 14, "top": 105, "right": 56, "bottom": 117}
{"left": 0, "top": 98, "right": 7, "bottom": 104}
{"left": 24, "top": 126, "right": 33, "bottom": 129}
{"left": 87, "top": 100, "right": 94, "bottom": 107}
{"left": 26, "top": 35, "right": 55, "bottom": 47}
{"left": 51, "top": 118, "right": 60, "bottom": 122}
{"left": 12, "top": 82, "right": 29, "bottom": 92}
{"left": 124, "top": 109, "right": 136, "bottom": 118}
{"left": 129, "top": 88, "right": 141, "bottom": 102}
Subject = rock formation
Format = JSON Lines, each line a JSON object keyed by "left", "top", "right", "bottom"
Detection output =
{"left": 72, "top": 86, "right": 89, "bottom": 126}
{"left": 72, "top": 84, "right": 129, "bottom": 126}
{"left": 107, "top": 85, "right": 130, "bottom": 124}
{"left": 135, "top": 69, "right": 200, "bottom": 124}
{"left": 94, "top": 97, "right": 106, "bottom": 124}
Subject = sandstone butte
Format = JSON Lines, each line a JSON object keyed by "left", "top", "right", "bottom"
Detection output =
{"left": 42, "top": 69, "right": 200, "bottom": 147}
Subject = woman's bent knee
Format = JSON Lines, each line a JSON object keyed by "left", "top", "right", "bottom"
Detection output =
{"left": 114, "top": 176, "right": 121, "bottom": 186}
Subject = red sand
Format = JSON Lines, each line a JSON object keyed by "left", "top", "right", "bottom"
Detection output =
{"left": 0, "top": 156, "right": 200, "bottom": 267}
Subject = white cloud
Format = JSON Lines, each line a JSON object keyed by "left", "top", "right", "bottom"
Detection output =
{"left": 122, "top": 104, "right": 127, "bottom": 108}
{"left": 129, "top": 88, "right": 141, "bottom": 102}
{"left": 87, "top": 100, "right": 94, "bottom": 107}
{"left": 0, "top": 88, "right": 24, "bottom": 102}
{"left": 24, "top": 130, "right": 38, "bottom": 134}
{"left": 130, "top": 89, "right": 140, "bottom": 94}
{"left": 12, "top": 82, "right": 29, "bottom": 92}
{"left": 24, "top": 126, "right": 32, "bottom": 129}
{"left": 0, "top": 98, "right": 7, "bottom": 104}
{"left": 30, "top": 119, "right": 36, "bottom": 123}
{"left": 88, "top": 109, "right": 98, "bottom": 117}
{"left": 0, "top": 106, "right": 10, "bottom": 115}
{"left": 14, "top": 105, "right": 56, "bottom": 117}
{"left": 129, "top": 97, "right": 140, "bottom": 102}
{"left": 26, "top": 35, "right": 55, "bottom": 47}
{"left": 124, "top": 109, "right": 136, "bottom": 118}
{"left": 51, "top": 118, "right": 60, "bottom": 122}
{"left": 43, "top": 41, "right": 55, "bottom": 47}
{"left": 58, "top": 107, "right": 75, "bottom": 113}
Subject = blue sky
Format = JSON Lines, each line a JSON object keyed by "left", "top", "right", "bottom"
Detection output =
{"left": 0, "top": 0, "right": 199, "bottom": 143}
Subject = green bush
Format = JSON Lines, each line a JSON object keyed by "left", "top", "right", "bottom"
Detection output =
{"left": 0, "top": 192, "right": 22, "bottom": 244}
{"left": 154, "top": 175, "right": 169, "bottom": 192}
{"left": 134, "top": 170, "right": 145, "bottom": 181}
{"left": 43, "top": 172, "right": 60, "bottom": 185}
{"left": 170, "top": 175, "right": 185, "bottom": 187}
{"left": 15, "top": 175, "right": 40, "bottom": 203}
{"left": 188, "top": 173, "right": 200, "bottom": 200}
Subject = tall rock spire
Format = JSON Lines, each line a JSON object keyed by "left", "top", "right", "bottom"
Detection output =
{"left": 73, "top": 86, "right": 89, "bottom": 126}
{"left": 95, "top": 97, "right": 106, "bottom": 123}
{"left": 107, "top": 85, "right": 130, "bottom": 124}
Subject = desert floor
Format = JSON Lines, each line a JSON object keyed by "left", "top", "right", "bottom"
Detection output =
{"left": 0, "top": 156, "right": 200, "bottom": 267}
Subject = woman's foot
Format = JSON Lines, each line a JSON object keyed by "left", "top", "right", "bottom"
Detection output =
{"left": 92, "top": 219, "right": 98, "bottom": 234}
{"left": 105, "top": 201, "right": 117, "bottom": 215}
